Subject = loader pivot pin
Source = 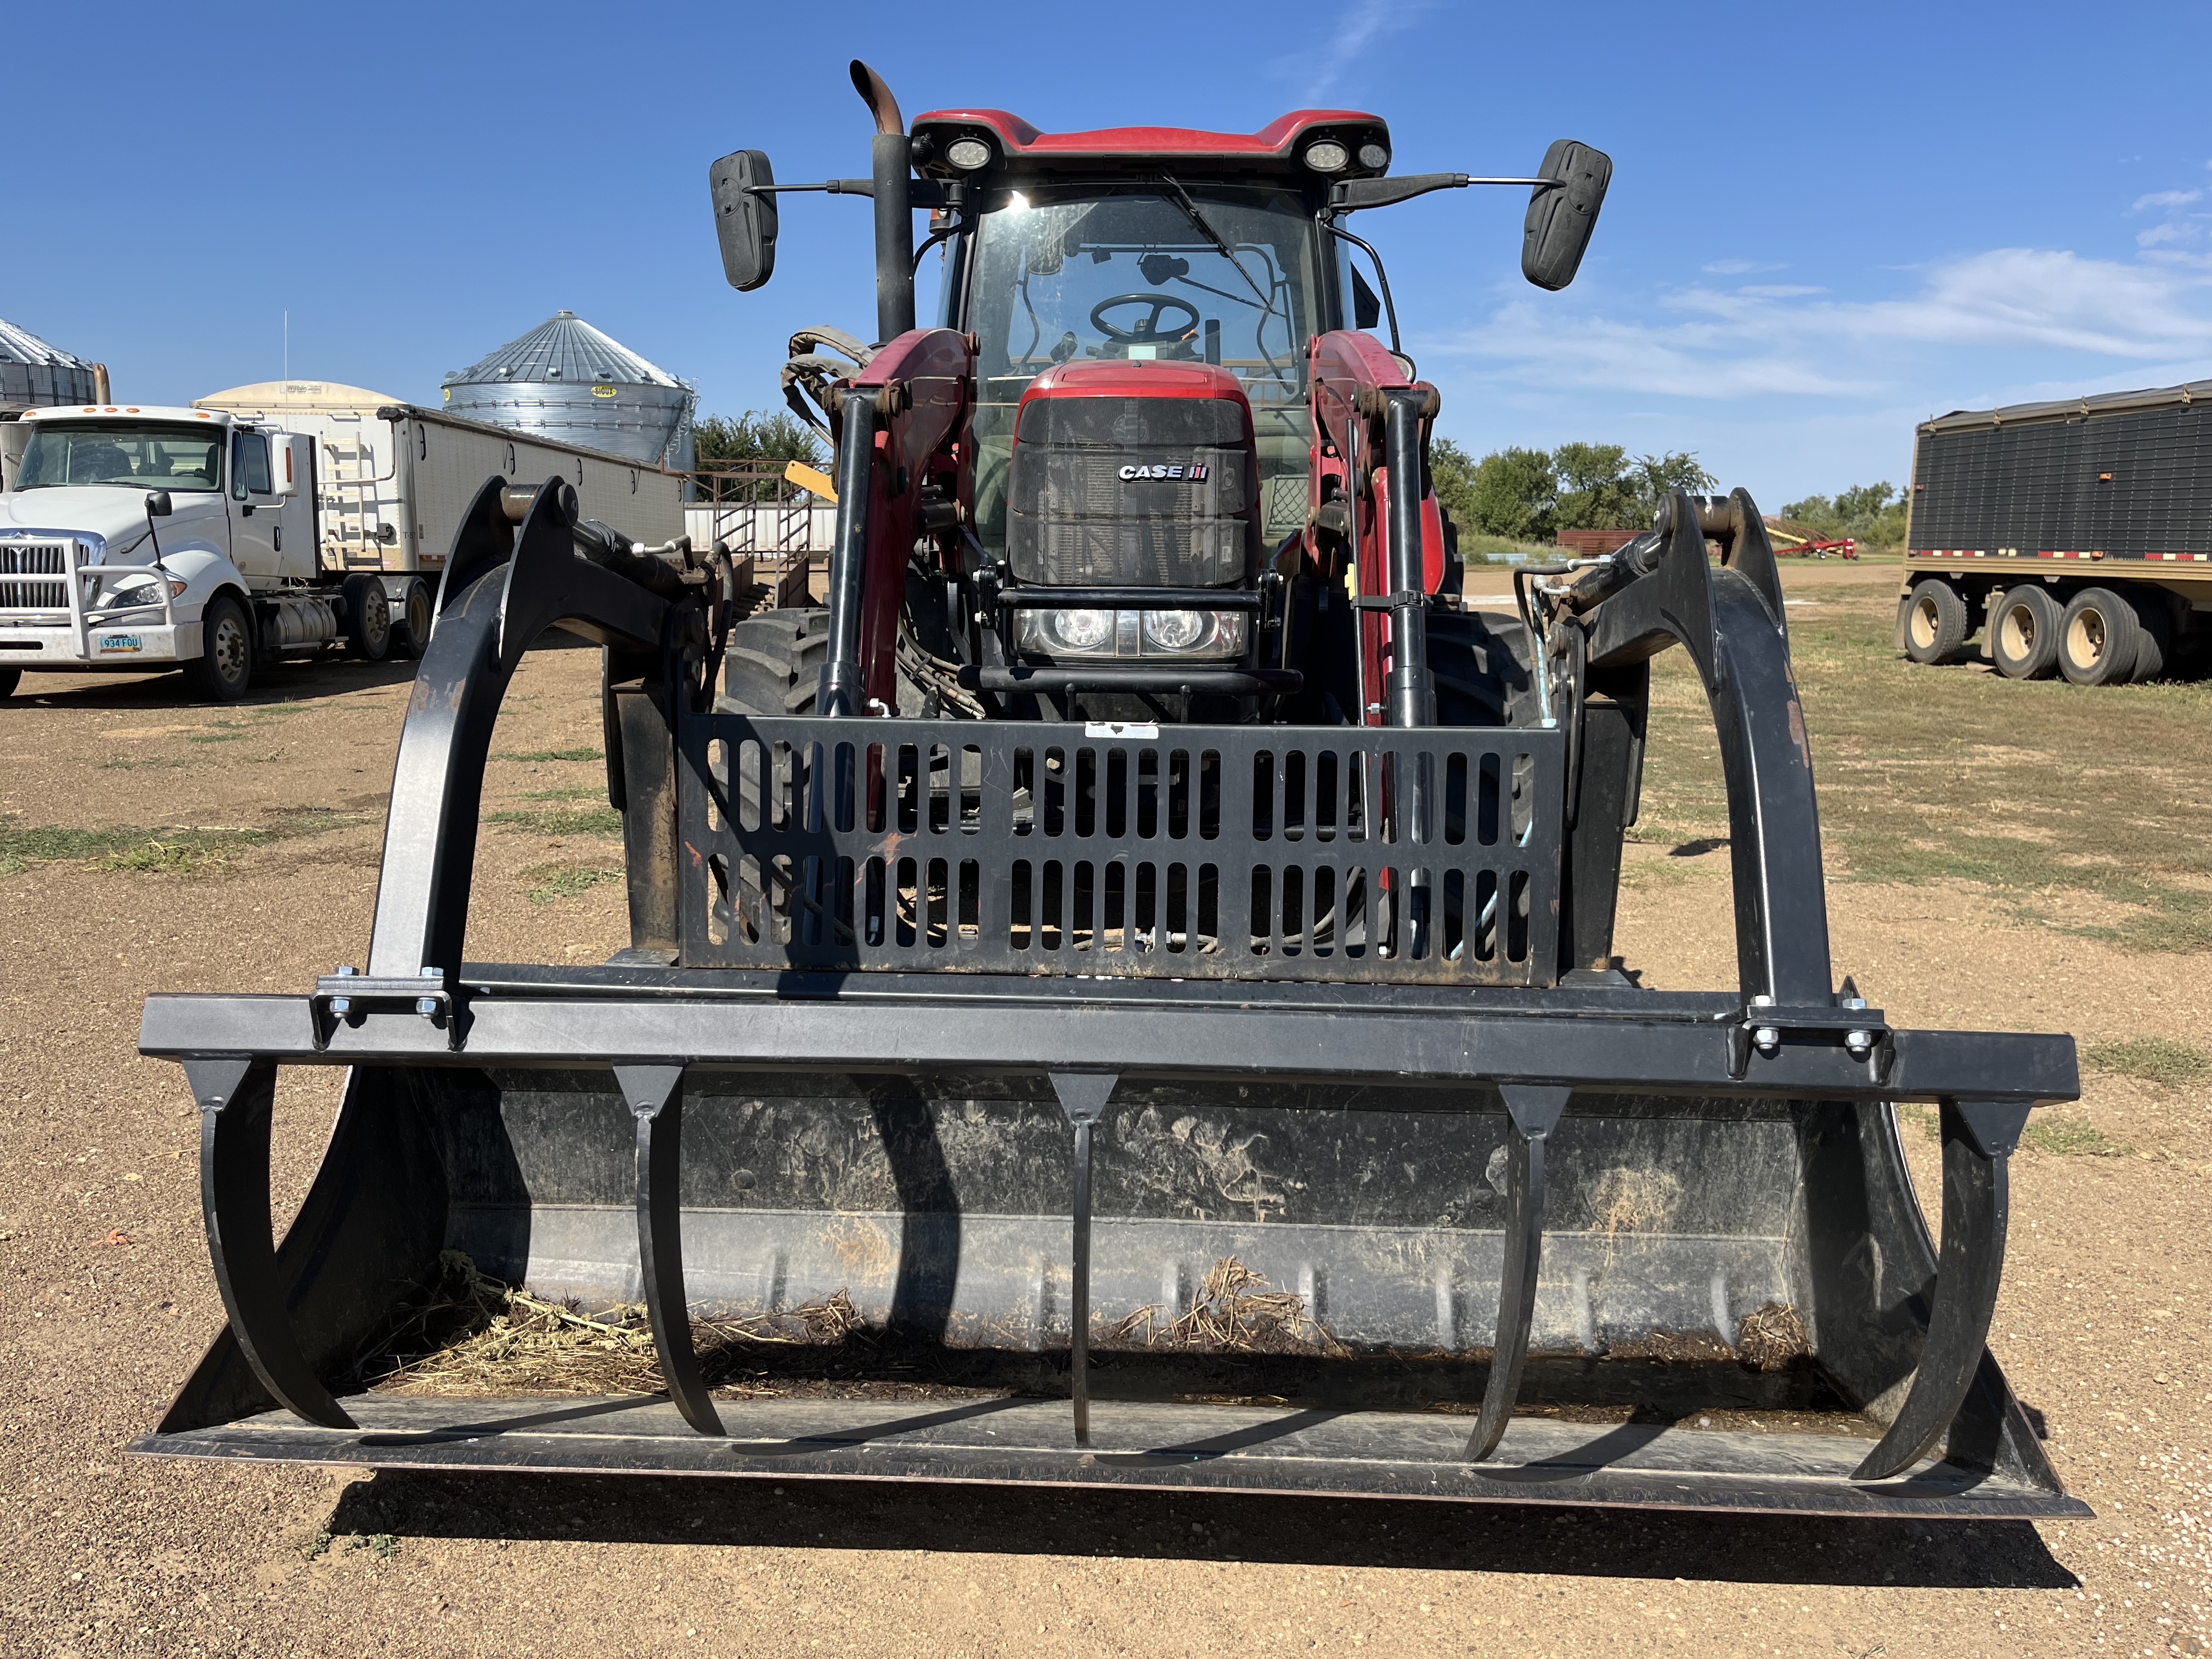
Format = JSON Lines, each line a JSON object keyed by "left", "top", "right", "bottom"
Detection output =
{"left": 1049, "top": 1072, "right": 1120, "bottom": 1449}
{"left": 617, "top": 1064, "right": 725, "bottom": 1436}
{"left": 1466, "top": 1083, "right": 1572, "bottom": 1463}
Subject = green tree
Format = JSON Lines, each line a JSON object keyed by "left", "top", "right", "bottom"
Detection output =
{"left": 1429, "top": 438, "right": 1482, "bottom": 540}
{"left": 1551, "top": 442, "right": 1643, "bottom": 531}
{"left": 1629, "top": 450, "right": 1720, "bottom": 518}
{"left": 1464, "top": 446, "right": 1558, "bottom": 541}
{"left": 693, "top": 409, "right": 824, "bottom": 500}
{"left": 1782, "top": 482, "right": 1910, "bottom": 548}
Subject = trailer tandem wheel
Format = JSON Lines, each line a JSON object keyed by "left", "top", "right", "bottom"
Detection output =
{"left": 1902, "top": 578, "right": 1969, "bottom": 665}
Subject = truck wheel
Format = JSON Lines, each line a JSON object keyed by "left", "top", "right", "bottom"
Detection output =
{"left": 342, "top": 574, "right": 392, "bottom": 662}
{"left": 2125, "top": 590, "right": 2174, "bottom": 684}
{"left": 1991, "top": 585, "right": 2062, "bottom": 679}
{"left": 2058, "top": 588, "right": 2143, "bottom": 686}
{"left": 1901, "top": 579, "right": 1968, "bottom": 664}
{"left": 388, "top": 580, "right": 433, "bottom": 661}
{"left": 185, "top": 593, "right": 255, "bottom": 703}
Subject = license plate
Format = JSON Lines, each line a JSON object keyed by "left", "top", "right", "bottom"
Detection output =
{"left": 98, "top": 634, "right": 144, "bottom": 653}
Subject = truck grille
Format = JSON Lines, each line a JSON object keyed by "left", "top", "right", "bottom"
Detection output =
{"left": 0, "top": 542, "right": 75, "bottom": 611}
{"left": 0, "top": 579, "right": 67, "bottom": 610}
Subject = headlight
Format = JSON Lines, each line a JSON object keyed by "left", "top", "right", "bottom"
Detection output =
{"left": 1142, "top": 609, "right": 1209, "bottom": 652}
{"left": 1017, "top": 606, "right": 1247, "bottom": 661}
{"left": 945, "top": 137, "right": 994, "bottom": 171}
{"left": 1357, "top": 142, "right": 1390, "bottom": 171}
{"left": 1303, "top": 139, "right": 1350, "bottom": 173}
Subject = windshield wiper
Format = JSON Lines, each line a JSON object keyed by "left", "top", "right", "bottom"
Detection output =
{"left": 1158, "top": 174, "right": 1272, "bottom": 312}
{"left": 1156, "top": 173, "right": 1294, "bottom": 386}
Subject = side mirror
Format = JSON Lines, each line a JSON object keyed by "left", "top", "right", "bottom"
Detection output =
{"left": 709, "top": 149, "right": 778, "bottom": 291}
{"left": 145, "top": 489, "right": 173, "bottom": 517}
{"left": 1521, "top": 139, "right": 1611, "bottom": 291}
{"left": 271, "top": 435, "right": 299, "bottom": 497}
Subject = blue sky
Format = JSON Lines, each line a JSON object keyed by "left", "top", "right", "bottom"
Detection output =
{"left": 10, "top": 1, "right": 2212, "bottom": 502}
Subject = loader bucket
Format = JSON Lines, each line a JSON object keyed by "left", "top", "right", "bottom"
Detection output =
{"left": 134, "top": 481, "right": 2085, "bottom": 1518}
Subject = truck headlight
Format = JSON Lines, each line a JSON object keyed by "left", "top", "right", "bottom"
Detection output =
{"left": 1017, "top": 607, "right": 1115, "bottom": 657}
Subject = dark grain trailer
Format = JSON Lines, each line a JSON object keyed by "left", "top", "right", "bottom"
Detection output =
{"left": 1900, "top": 381, "right": 2212, "bottom": 682}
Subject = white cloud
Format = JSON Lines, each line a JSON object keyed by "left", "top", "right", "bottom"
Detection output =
{"left": 1702, "top": 259, "right": 1784, "bottom": 275}
{"left": 1423, "top": 247, "right": 2212, "bottom": 403}
{"left": 1740, "top": 284, "right": 1826, "bottom": 298}
{"left": 2131, "top": 188, "right": 2203, "bottom": 211}
{"left": 1292, "top": 0, "right": 1429, "bottom": 100}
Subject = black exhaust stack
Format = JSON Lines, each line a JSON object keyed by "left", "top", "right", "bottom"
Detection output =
{"left": 851, "top": 61, "right": 914, "bottom": 343}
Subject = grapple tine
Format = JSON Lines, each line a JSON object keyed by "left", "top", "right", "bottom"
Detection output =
{"left": 1466, "top": 1084, "right": 1571, "bottom": 1462}
{"left": 187, "top": 1057, "right": 356, "bottom": 1430}
{"left": 1851, "top": 1098, "right": 2029, "bottom": 1482}
{"left": 618, "top": 1064, "right": 724, "bottom": 1436}
{"left": 1049, "top": 1072, "right": 1119, "bottom": 1449}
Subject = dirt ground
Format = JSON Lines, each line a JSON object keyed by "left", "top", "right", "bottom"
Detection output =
{"left": 2, "top": 559, "right": 2208, "bottom": 1658}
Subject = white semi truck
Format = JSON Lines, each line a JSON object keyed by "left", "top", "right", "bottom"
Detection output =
{"left": 0, "top": 382, "right": 689, "bottom": 702}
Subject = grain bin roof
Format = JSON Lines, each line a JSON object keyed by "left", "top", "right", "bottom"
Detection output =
{"left": 443, "top": 311, "right": 683, "bottom": 390}
{"left": 0, "top": 315, "right": 92, "bottom": 371}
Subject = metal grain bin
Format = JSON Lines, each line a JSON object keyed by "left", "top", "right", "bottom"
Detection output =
{"left": 0, "top": 315, "right": 100, "bottom": 413}
{"left": 439, "top": 310, "right": 696, "bottom": 475}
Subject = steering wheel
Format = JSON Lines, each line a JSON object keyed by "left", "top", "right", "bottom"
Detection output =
{"left": 1090, "top": 293, "right": 1201, "bottom": 345}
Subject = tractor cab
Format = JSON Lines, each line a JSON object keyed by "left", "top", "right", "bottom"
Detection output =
{"left": 709, "top": 82, "right": 1606, "bottom": 724}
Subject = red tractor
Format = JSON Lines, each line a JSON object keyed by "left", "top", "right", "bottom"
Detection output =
{"left": 134, "top": 61, "right": 2081, "bottom": 1523}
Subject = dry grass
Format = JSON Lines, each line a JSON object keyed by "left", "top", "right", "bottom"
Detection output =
{"left": 1734, "top": 1301, "right": 1811, "bottom": 1371}
{"left": 1105, "top": 1257, "right": 1346, "bottom": 1356}
{"left": 1635, "top": 606, "right": 2212, "bottom": 951}
{"left": 369, "top": 1251, "right": 864, "bottom": 1398}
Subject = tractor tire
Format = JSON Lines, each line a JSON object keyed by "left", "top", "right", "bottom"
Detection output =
{"left": 719, "top": 606, "right": 831, "bottom": 719}
{"left": 1425, "top": 607, "right": 1537, "bottom": 727}
{"left": 1901, "top": 578, "right": 1968, "bottom": 665}
{"left": 388, "top": 579, "right": 433, "bottom": 661}
{"left": 0, "top": 667, "right": 19, "bottom": 699}
{"left": 341, "top": 574, "right": 392, "bottom": 662}
{"left": 185, "top": 592, "right": 255, "bottom": 703}
{"left": 2058, "top": 587, "right": 2143, "bottom": 686}
{"left": 2125, "top": 589, "right": 2174, "bottom": 684}
{"left": 1991, "top": 584, "right": 2062, "bottom": 680}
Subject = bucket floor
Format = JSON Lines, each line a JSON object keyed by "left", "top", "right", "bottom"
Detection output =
{"left": 132, "top": 1394, "right": 2086, "bottom": 1518}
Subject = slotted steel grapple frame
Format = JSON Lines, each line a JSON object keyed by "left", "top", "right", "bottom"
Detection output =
{"left": 129, "top": 478, "right": 2086, "bottom": 1519}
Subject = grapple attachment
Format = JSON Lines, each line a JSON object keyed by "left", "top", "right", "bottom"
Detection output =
{"left": 133, "top": 480, "right": 2084, "bottom": 1518}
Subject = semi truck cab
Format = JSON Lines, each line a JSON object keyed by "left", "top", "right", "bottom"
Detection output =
{"left": 0, "top": 403, "right": 403, "bottom": 701}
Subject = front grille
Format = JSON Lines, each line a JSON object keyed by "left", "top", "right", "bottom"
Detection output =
{"left": 0, "top": 542, "right": 71, "bottom": 575}
{"left": 0, "top": 541, "right": 76, "bottom": 613}
{"left": 0, "top": 579, "right": 67, "bottom": 610}
{"left": 679, "top": 716, "right": 1564, "bottom": 987}
{"left": 1007, "top": 396, "right": 1256, "bottom": 587}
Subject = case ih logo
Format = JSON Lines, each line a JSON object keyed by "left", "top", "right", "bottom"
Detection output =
{"left": 1118, "top": 462, "right": 1210, "bottom": 482}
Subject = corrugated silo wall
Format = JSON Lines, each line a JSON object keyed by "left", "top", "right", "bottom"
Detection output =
{"left": 1, "top": 359, "right": 98, "bottom": 408}
{"left": 442, "top": 379, "right": 692, "bottom": 471}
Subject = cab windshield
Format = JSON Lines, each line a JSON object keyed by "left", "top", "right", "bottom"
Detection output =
{"left": 14, "top": 422, "right": 225, "bottom": 492}
{"left": 963, "top": 183, "right": 1321, "bottom": 557}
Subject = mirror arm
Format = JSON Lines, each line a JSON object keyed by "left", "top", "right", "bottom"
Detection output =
{"left": 746, "top": 178, "right": 952, "bottom": 208}
{"left": 1330, "top": 173, "right": 1562, "bottom": 212}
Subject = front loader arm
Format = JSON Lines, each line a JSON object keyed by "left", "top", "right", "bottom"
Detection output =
{"left": 1308, "top": 330, "right": 1447, "bottom": 726}
{"left": 818, "top": 327, "right": 972, "bottom": 715}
